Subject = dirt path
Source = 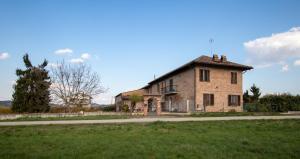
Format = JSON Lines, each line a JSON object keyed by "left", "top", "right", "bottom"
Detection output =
{"left": 0, "top": 115, "right": 300, "bottom": 126}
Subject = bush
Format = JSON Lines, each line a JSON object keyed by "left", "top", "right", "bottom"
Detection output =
{"left": 244, "top": 94, "right": 300, "bottom": 112}
{"left": 0, "top": 107, "right": 13, "bottom": 114}
{"left": 49, "top": 107, "right": 101, "bottom": 113}
{"left": 243, "top": 103, "right": 257, "bottom": 112}
{"left": 122, "top": 104, "right": 129, "bottom": 112}
{"left": 102, "top": 105, "right": 116, "bottom": 112}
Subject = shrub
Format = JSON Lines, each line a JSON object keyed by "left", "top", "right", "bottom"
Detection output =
{"left": 244, "top": 94, "right": 300, "bottom": 112}
{"left": 122, "top": 104, "right": 129, "bottom": 112}
{"left": 243, "top": 103, "right": 257, "bottom": 112}
{"left": 0, "top": 107, "right": 13, "bottom": 114}
{"left": 49, "top": 107, "right": 101, "bottom": 113}
{"left": 102, "top": 105, "right": 116, "bottom": 112}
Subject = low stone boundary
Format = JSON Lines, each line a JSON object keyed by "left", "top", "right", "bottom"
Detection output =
{"left": 0, "top": 111, "right": 142, "bottom": 120}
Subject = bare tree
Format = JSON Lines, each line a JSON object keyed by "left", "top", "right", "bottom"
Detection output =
{"left": 50, "top": 61, "right": 106, "bottom": 108}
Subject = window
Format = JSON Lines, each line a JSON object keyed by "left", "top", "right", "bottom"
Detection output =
{"left": 169, "top": 79, "right": 173, "bottom": 90}
{"left": 149, "top": 87, "right": 152, "bottom": 94}
{"left": 203, "top": 94, "right": 214, "bottom": 106}
{"left": 231, "top": 72, "right": 237, "bottom": 84}
{"left": 200, "top": 69, "right": 210, "bottom": 82}
{"left": 228, "top": 95, "right": 240, "bottom": 106}
{"left": 157, "top": 83, "right": 160, "bottom": 93}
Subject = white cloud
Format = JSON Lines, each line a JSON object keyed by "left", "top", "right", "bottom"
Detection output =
{"left": 69, "top": 53, "right": 91, "bottom": 64}
{"left": 48, "top": 63, "right": 61, "bottom": 68}
{"left": 0, "top": 52, "right": 9, "bottom": 60}
{"left": 281, "top": 64, "right": 289, "bottom": 72}
{"left": 81, "top": 53, "right": 90, "bottom": 60}
{"left": 244, "top": 27, "right": 300, "bottom": 67}
{"left": 294, "top": 59, "right": 300, "bottom": 66}
{"left": 70, "top": 58, "right": 84, "bottom": 64}
{"left": 54, "top": 48, "right": 73, "bottom": 55}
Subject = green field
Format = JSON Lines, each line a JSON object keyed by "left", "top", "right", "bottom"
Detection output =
{"left": 0, "top": 120, "right": 299, "bottom": 159}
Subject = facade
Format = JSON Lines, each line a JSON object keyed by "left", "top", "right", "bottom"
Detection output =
{"left": 115, "top": 54, "right": 253, "bottom": 115}
{"left": 115, "top": 89, "right": 145, "bottom": 112}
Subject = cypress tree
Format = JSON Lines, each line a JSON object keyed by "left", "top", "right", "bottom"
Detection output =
{"left": 250, "top": 84, "right": 261, "bottom": 102}
{"left": 12, "top": 54, "right": 51, "bottom": 113}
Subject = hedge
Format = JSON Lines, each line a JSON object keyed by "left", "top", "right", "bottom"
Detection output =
{"left": 244, "top": 94, "right": 300, "bottom": 112}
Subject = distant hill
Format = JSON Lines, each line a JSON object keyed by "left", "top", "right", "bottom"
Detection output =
{"left": 92, "top": 103, "right": 114, "bottom": 108}
{"left": 0, "top": 100, "right": 12, "bottom": 107}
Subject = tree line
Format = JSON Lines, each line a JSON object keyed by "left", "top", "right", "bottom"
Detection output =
{"left": 12, "top": 54, "right": 105, "bottom": 113}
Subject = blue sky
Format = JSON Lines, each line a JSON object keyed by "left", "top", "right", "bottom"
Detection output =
{"left": 0, "top": 0, "right": 300, "bottom": 104}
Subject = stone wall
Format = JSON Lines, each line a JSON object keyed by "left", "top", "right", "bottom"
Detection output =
{"left": 150, "top": 68, "right": 195, "bottom": 112}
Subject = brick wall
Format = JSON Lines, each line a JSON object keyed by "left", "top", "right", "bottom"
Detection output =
{"left": 195, "top": 66, "right": 243, "bottom": 112}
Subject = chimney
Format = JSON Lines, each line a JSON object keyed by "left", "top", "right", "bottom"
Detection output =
{"left": 212, "top": 54, "right": 219, "bottom": 62}
{"left": 220, "top": 55, "right": 227, "bottom": 62}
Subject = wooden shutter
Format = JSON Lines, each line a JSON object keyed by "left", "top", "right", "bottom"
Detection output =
{"left": 238, "top": 95, "right": 240, "bottom": 106}
{"left": 228, "top": 95, "right": 231, "bottom": 106}
{"left": 231, "top": 72, "right": 237, "bottom": 84}
{"left": 207, "top": 70, "right": 210, "bottom": 81}
{"left": 211, "top": 94, "right": 214, "bottom": 105}
{"left": 200, "top": 69, "right": 203, "bottom": 81}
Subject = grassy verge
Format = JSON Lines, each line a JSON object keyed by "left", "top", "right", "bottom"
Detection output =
{"left": 0, "top": 112, "right": 289, "bottom": 122}
{"left": 0, "top": 115, "right": 135, "bottom": 122}
{"left": 0, "top": 120, "right": 299, "bottom": 159}
{"left": 190, "top": 112, "right": 282, "bottom": 117}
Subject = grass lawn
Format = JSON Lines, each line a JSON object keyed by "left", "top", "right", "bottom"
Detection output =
{"left": 0, "top": 120, "right": 299, "bottom": 159}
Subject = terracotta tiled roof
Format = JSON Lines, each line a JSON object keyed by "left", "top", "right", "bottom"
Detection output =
{"left": 148, "top": 55, "right": 253, "bottom": 84}
{"left": 194, "top": 55, "right": 253, "bottom": 69}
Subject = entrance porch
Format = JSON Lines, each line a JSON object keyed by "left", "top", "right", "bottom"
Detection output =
{"left": 143, "top": 95, "right": 162, "bottom": 116}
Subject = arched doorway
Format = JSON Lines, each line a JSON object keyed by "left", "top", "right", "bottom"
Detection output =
{"left": 143, "top": 95, "right": 162, "bottom": 116}
{"left": 148, "top": 98, "right": 157, "bottom": 115}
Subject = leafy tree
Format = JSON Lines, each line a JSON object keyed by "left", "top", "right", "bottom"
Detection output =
{"left": 250, "top": 84, "right": 261, "bottom": 102}
{"left": 128, "top": 94, "right": 143, "bottom": 112}
{"left": 243, "top": 90, "right": 251, "bottom": 103}
{"left": 12, "top": 54, "right": 51, "bottom": 113}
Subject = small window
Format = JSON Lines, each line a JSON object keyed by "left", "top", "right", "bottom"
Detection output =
{"left": 228, "top": 95, "right": 240, "bottom": 106}
{"left": 231, "top": 72, "right": 237, "bottom": 84}
{"left": 169, "top": 79, "right": 173, "bottom": 90}
{"left": 203, "top": 94, "right": 214, "bottom": 106}
{"left": 157, "top": 83, "right": 160, "bottom": 93}
{"left": 200, "top": 69, "right": 210, "bottom": 82}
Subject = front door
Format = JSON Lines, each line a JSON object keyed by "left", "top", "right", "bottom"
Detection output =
{"left": 148, "top": 98, "right": 157, "bottom": 115}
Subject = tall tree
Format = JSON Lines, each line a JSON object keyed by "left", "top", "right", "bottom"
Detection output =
{"left": 12, "top": 54, "right": 51, "bottom": 113}
{"left": 243, "top": 90, "right": 251, "bottom": 103}
{"left": 50, "top": 61, "right": 106, "bottom": 109}
{"left": 250, "top": 84, "right": 261, "bottom": 102}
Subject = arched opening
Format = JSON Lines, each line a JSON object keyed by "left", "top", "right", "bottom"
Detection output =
{"left": 147, "top": 98, "right": 157, "bottom": 113}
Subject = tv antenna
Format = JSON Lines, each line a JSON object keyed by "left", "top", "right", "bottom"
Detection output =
{"left": 209, "top": 38, "right": 214, "bottom": 54}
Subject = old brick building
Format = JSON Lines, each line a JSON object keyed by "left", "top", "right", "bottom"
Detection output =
{"left": 115, "top": 54, "right": 253, "bottom": 115}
